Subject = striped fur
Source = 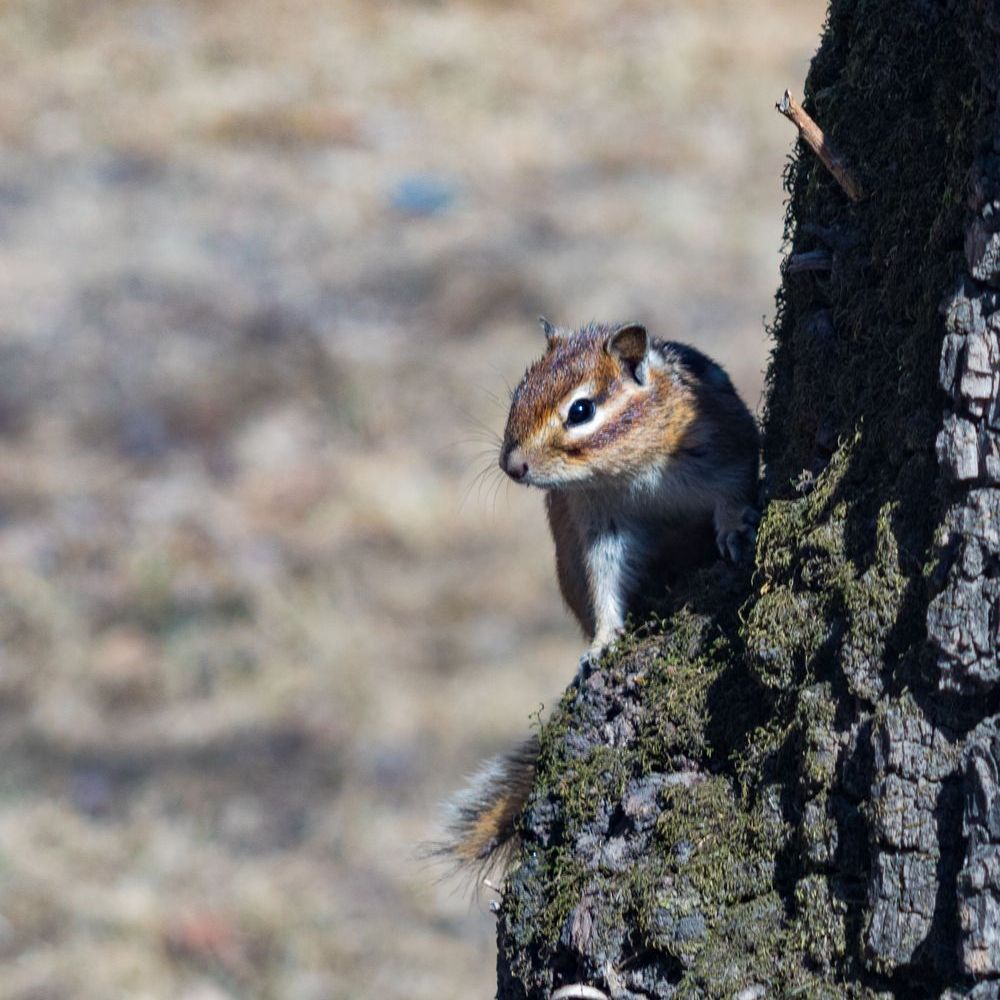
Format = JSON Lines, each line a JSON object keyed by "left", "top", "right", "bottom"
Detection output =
{"left": 432, "top": 737, "right": 538, "bottom": 883}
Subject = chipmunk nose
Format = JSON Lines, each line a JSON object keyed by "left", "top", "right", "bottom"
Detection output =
{"left": 501, "top": 444, "right": 529, "bottom": 482}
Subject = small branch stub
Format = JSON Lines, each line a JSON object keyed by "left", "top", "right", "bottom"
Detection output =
{"left": 777, "top": 89, "right": 862, "bottom": 203}
{"left": 786, "top": 249, "right": 833, "bottom": 274}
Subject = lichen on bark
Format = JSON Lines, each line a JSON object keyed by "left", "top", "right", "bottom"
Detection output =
{"left": 495, "top": 2, "right": 1000, "bottom": 998}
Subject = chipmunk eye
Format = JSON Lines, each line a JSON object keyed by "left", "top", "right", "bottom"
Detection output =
{"left": 567, "top": 398, "right": 596, "bottom": 426}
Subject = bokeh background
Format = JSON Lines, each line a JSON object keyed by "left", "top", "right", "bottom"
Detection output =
{"left": 0, "top": 2, "right": 824, "bottom": 997}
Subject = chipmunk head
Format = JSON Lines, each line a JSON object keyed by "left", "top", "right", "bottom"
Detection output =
{"left": 499, "top": 319, "right": 697, "bottom": 489}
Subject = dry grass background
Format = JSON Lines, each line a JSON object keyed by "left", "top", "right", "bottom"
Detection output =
{"left": 0, "top": 1, "right": 823, "bottom": 997}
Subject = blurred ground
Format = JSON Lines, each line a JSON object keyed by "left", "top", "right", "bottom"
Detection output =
{"left": 0, "top": 1, "right": 823, "bottom": 997}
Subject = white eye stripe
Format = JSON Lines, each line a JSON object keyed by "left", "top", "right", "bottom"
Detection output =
{"left": 565, "top": 401, "right": 616, "bottom": 439}
{"left": 561, "top": 381, "right": 651, "bottom": 439}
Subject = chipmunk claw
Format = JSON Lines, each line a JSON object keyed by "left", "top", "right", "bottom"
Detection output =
{"left": 576, "top": 626, "right": 625, "bottom": 679}
{"left": 576, "top": 651, "right": 596, "bottom": 680}
{"left": 715, "top": 504, "right": 759, "bottom": 564}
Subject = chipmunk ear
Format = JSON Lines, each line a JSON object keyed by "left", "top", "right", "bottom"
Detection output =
{"left": 606, "top": 323, "right": 649, "bottom": 383}
{"left": 538, "top": 316, "right": 559, "bottom": 345}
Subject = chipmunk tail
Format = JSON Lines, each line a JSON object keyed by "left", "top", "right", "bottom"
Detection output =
{"left": 431, "top": 735, "right": 539, "bottom": 883}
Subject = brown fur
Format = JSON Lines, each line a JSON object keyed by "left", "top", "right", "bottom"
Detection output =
{"left": 502, "top": 323, "right": 710, "bottom": 487}
{"left": 457, "top": 798, "right": 515, "bottom": 862}
{"left": 433, "top": 738, "right": 538, "bottom": 881}
{"left": 504, "top": 324, "right": 724, "bottom": 488}
{"left": 546, "top": 490, "right": 594, "bottom": 636}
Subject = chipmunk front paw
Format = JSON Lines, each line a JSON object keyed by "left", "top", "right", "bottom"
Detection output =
{"left": 590, "top": 626, "right": 624, "bottom": 656}
{"left": 714, "top": 503, "right": 759, "bottom": 564}
{"left": 576, "top": 650, "right": 596, "bottom": 680}
{"left": 576, "top": 627, "right": 624, "bottom": 678}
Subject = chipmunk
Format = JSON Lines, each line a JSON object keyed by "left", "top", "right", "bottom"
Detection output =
{"left": 504, "top": 318, "right": 759, "bottom": 654}
{"left": 441, "top": 318, "right": 759, "bottom": 876}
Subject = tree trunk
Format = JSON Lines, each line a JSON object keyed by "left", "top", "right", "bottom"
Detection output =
{"left": 495, "top": 2, "right": 1000, "bottom": 997}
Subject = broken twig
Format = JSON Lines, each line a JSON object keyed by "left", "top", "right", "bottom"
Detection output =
{"left": 777, "top": 89, "right": 862, "bottom": 203}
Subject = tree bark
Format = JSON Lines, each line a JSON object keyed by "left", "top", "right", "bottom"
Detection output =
{"left": 495, "top": 2, "right": 1000, "bottom": 997}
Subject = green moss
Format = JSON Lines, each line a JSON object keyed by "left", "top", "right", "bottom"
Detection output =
{"left": 653, "top": 776, "right": 780, "bottom": 906}
{"left": 639, "top": 611, "right": 726, "bottom": 766}
{"left": 795, "top": 683, "right": 839, "bottom": 792}
{"left": 559, "top": 745, "right": 631, "bottom": 831}
{"left": 744, "top": 587, "right": 828, "bottom": 690}
{"left": 792, "top": 874, "right": 849, "bottom": 970}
